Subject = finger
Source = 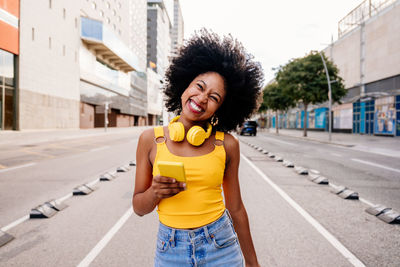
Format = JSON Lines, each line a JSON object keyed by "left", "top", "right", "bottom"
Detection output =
{"left": 178, "top": 182, "right": 187, "bottom": 189}
{"left": 158, "top": 187, "right": 185, "bottom": 197}
{"left": 154, "top": 175, "right": 176, "bottom": 184}
{"left": 159, "top": 182, "right": 184, "bottom": 189}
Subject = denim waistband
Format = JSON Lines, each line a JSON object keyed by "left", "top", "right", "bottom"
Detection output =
{"left": 158, "top": 209, "right": 233, "bottom": 244}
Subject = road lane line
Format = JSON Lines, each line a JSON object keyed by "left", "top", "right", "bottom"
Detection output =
{"left": 90, "top": 146, "right": 110, "bottom": 152}
{"left": 1, "top": 215, "right": 29, "bottom": 232}
{"left": 351, "top": 158, "right": 400, "bottom": 174}
{"left": 0, "top": 162, "right": 36, "bottom": 173}
{"left": 259, "top": 135, "right": 297, "bottom": 146}
{"left": 359, "top": 198, "right": 375, "bottom": 207}
{"left": 241, "top": 154, "right": 365, "bottom": 267}
{"left": 77, "top": 208, "right": 133, "bottom": 267}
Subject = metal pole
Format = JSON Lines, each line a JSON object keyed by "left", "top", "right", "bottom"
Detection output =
{"left": 104, "top": 102, "right": 109, "bottom": 132}
{"left": 319, "top": 52, "right": 332, "bottom": 142}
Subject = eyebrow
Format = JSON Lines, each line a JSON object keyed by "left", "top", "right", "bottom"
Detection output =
{"left": 198, "top": 79, "right": 222, "bottom": 100}
{"left": 198, "top": 80, "right": 207, "bottom": 87}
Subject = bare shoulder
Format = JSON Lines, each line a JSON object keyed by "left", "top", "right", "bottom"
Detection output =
{"left": 222, "top": 132, "right": 240, "bottom": 156}
{"left": 138, "top": 128, "right": 155, "bottom": 145}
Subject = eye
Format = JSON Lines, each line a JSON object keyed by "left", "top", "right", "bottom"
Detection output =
{"left": 210, "top": 95, "right": 219, "bottom": 102}
{"left": 197, "top": 83, "right": 204, "bottom": 90}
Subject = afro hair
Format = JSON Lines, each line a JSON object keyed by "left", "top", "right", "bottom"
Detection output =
{"left": 163, "top": 29, "right": 264, "bottom": 132}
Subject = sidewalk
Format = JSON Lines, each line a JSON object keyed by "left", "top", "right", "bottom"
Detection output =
{"left": 260, "top": 128, "right": 400, "bottom": 158}
{"left": 0, "top": 126, "right": 151, "bottom": 147}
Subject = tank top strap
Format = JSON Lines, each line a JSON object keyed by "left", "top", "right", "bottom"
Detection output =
{"left": 215, "top": 131, "right": 224, "bottom": 141}
{"left": 154, "top": 126, "right": 164, "bottom": 138}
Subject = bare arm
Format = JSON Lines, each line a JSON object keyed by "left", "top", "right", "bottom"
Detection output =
{"left": 223, "top": 134, "right": 259, "bottom": 267}
{"left": 132, "top": 129, "right": 185, "bottom": 216}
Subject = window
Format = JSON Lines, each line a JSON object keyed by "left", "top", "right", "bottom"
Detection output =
{"left": 92, "top": 2, "right": 97, "bottom": 9}
{"left": 63, "top": 45, "right": 66, "bottom": 56}
{"left": 100, "top": 10, "right": 104, "bottom": 17}
{"left": 113, "top": 24, "right": 116, "bottom": 30}
{"left": 106, "top": 17, "right": 110, "bottom": 24}
{"left": 118, "top": 16, "right": 121, "bottom": 22}
{"left": 118, "top": 2, "right": 121, "bottom": 8}
{"left": 107, "top": 2, "right": 110, "bottom": 9}
{"left": 75, "top": 17, "right": 78, "bottom": 28}
{"left": 49, "top": 0, "right": 52, "bottom": 9}
{"left": 49, "top": 37, "right": 52, "bottom": 49}
{"left": 112, "top": 9, "right": 116, "bottom": 16}
{"left": 63, "top": 8, "right": 66, "bottom": 19}
{"left": 32, "top": 28, "right": 35, "bottom": 41}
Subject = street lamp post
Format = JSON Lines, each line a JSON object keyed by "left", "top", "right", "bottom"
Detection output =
{"left": 104, "top": 102, "right": 109, "bottom": 132}
{"left": 319, "top": 52, "right": 332, "bottom": 142}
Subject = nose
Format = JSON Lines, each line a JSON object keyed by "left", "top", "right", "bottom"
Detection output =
{"left": 198, "top": 92, "right": 208, "bottom": 103}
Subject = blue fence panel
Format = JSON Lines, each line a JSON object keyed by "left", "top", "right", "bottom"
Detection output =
{"left": 315, "top": 107, "right": 328, "bottom": 129}
{"left": 360, "top": 102, "right": 366, "bottom": 134}
{"left": 300, "top": 111, "right": 309, "bottom": 128}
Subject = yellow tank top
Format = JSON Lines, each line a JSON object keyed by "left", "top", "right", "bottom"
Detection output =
{"left": 152, "top": 126, "right": 226, "bottom": 229}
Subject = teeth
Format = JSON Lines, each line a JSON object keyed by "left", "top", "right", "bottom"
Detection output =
{"left": 190, "top": 100, "right": 202, "bottom": 112}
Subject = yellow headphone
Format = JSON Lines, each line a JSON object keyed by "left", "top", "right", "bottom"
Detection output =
{"left": 168, "top": 116, "right": 212, "bottom": 146}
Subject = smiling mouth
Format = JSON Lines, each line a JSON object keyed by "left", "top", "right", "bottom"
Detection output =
{"left": 188, "top": 99, "right": 203, "bottom": 113}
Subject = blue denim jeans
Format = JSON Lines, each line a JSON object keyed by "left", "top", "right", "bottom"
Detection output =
{"left": 154, "top": 210, "right": 244, "bottom": 267}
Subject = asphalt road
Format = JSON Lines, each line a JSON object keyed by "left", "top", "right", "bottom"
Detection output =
{"left": 0, "top": 129, "right": 399, "bottom": 266}
{"left": 242, "top": 131, "right": 400, "bottom": 212}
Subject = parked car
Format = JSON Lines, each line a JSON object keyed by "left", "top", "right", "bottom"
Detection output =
{"left": 239, "top": 120, "right": 258, "bottom": 136}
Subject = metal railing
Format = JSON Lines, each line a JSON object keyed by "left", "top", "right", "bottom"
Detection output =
{"left": 338, "top": 0, "right": 397, "bottom": 38}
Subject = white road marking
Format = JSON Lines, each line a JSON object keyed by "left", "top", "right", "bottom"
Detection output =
{"left": 359, "top": 198, "right": 375, "bottom": 207}
{"left": 57, "top": 193, "right": 73, "bottom": 203}
{"left": 330, "top": 153, "right": 342, "bottom": 157}
{"left": 90, "top": 146, "right": 110, "bottom": 152}
{"left": 260, "top": 135, "right": 296, "bottom": 146}
{"left": 351, "top": 158, "right": 400, "bottom": 174}
{"left": 77, "top": 208, "right": 133, "bottom": 267}
{"left": 1, "top": 215, "right": 29, "bottom": 232}
{"left": 0, "top": 162, "right": 36, "bottom": 173}
{"left": 241, "top": 154, "right": 365, "bottom": 267}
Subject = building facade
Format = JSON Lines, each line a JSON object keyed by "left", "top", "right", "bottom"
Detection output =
{"left": 147, "top": 0, "right": 171, "bottom": 77}
{"left": 323, "top": 0, "right": 400, "bottom": 136}
{"left": 0, "top": 0, "right": 18, "bottom": 130}
{"left": 147, "top": 0, "right": 172, "bottom": 125}
{"left": 265, "top": 0, "right": 400, "bottom": 137}
{"left": 10, "top": 0, "right": 149, "bottom": 130}
{"left": 170, "top": 0, "right": 184, "bottom": 57}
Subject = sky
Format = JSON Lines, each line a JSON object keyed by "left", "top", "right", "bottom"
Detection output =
{"left": 165, "top": 0, "right": 363, "bottom": 84}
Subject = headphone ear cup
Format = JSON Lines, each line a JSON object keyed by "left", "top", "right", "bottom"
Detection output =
{"left": 168, "top": 122, "right": 185, "bottom": 142}
{"left": 186, "top": 126, "right": 206, "bottom": 146}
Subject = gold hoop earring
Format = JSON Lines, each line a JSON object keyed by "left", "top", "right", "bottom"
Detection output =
{"left": 210, "top": 115, "right": 219, "bottom": 126}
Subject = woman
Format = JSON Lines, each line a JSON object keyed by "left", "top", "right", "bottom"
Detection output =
{"left": 133, "top": 30, "right": 263, "bottom": 267}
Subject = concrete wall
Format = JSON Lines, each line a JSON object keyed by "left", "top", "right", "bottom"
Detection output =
{"left": 364, "top": 2, "right": 400, "bottom": 84}
{"left": 325, "top": 29, "right": 361, "bottom": 89}
{"left": 324, "top": 1, "right": 400, "bottom": 89}
{"left": 19, "top": 0, "right": 80, "bottom": 129}
{"left": 79, "top": 102, "right": 95, "bottom": 129}
{"left": 19, "top": 89, "right": 79, "bottom": 129}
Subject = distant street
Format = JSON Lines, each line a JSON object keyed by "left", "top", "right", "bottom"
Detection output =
{"left": 0, "top": 128, "right": 399, "bottom": 266}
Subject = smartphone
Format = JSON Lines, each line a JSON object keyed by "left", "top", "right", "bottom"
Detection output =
{"left": 156, "top": 161, "right": 186, "bottom": 183}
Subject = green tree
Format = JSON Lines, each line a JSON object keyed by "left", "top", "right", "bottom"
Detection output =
{"left": 262, "top": 82, "right": 295, "bottom": 134}
{"left": 276, "top": 51, "right": 346, "bottom": 137}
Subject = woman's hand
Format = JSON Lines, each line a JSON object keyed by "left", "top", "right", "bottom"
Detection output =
{"left": 151, "top": 175, "right": 186, "bottom": 200}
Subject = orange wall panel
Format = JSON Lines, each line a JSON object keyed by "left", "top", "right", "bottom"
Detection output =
{"left": 0, "top": 0, "right": 19, "bottom": 17}
{"left": 0, "top": 20, "right": 18, "bottom": 54}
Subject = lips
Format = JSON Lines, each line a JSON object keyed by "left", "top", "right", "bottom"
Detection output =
{"left": 188, "top": 99, "right": 204, "bottom": 114}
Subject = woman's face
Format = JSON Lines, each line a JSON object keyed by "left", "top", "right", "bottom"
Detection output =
{"left": 181, "top": 72, "right": 226, "bottom": 122}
